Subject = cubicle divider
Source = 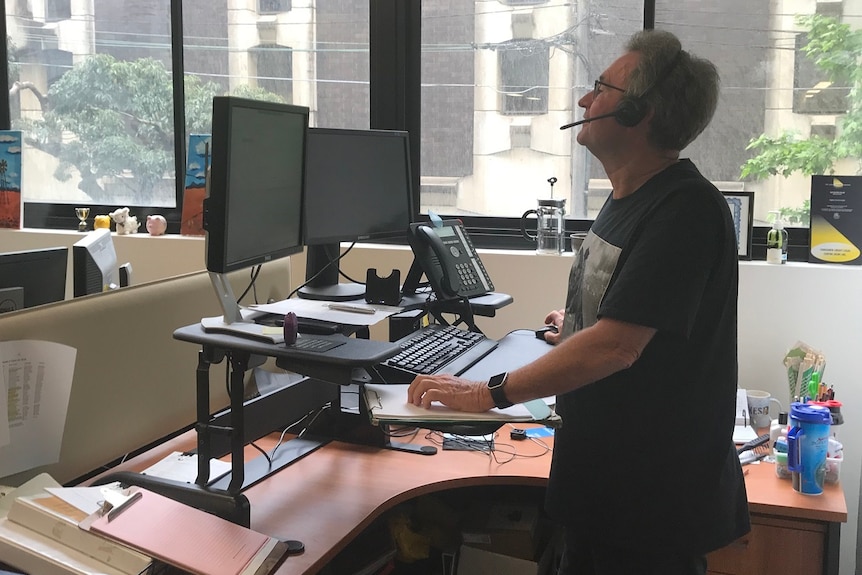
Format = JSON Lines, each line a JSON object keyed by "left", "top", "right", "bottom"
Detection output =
{"left": 0, "top": 260, "right": 294, "bottom": 487}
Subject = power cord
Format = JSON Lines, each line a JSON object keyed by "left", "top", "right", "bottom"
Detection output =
{"left": 287, "top": 242, "right": 357, "bottom": 300}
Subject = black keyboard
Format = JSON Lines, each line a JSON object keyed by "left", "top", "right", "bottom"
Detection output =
{"left": 375, "top": 325, "right": 498, "bottom": 381}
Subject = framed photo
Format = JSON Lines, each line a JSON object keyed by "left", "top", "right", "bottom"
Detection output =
{"left": 722, "top": 191, "right": 754, "bottom": 260}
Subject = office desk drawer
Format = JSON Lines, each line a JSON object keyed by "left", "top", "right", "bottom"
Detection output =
{"left": 707, "top": 515, "right": 825, "bottom": 575}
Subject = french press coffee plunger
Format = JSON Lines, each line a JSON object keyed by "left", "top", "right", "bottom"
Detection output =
{"left": 521, "top": 177, "right": 566, "bottom": 255}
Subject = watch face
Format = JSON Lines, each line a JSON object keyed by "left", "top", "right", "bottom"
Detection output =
{"left": 489, "top": 373, "right": 506, "bottom": 388}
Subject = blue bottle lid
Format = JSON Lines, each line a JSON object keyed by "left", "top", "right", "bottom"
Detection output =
{"left": 790, "top": 401, "right": 831, "bottom": 424}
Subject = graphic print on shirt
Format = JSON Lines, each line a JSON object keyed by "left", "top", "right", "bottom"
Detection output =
{"left": 562, "top": 232, "right": 622, "bottom": 336}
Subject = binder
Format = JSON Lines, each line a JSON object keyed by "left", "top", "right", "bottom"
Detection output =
{"left": 0, "top": 517, "right": 127, "bottom": 575}
{"left": 81, "top": 488, "right": 289, "bottom": 575}
{"left": 7, "top": 494, "right": 151, "bottom": 575}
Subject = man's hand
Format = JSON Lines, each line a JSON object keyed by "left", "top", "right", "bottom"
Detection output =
{"left": 407, "top": 374, "right": 494, "bottom": 412}
{"left": 542, "top": 309, "right": 565, "bottom": 344}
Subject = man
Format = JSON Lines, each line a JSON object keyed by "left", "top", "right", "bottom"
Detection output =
{"left": 408, "top": 29, "right": 750, "bottom": 574}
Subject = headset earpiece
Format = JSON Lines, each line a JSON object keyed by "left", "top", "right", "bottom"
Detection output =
{"left": 614, "top": 97, "right": 649, "bottom": 127}
{"left": 613, "top": 48, "right": 683, "bottom": 128}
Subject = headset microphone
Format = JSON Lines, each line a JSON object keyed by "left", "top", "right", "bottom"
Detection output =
{"left": 559, "top": 111, "right": 620, "bottom": 130}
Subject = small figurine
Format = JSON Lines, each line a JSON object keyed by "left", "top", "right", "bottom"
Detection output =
{"left": 146, "top": 214, "right": 168, "bottom": 236}
{"left": 109, "top": 207, "right": 140, "bottom": 235}
{"left": 94, "top": 215, "right": 111, "bottom": 229}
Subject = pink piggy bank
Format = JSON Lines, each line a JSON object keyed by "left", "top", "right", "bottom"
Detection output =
{"left": 146, "top": 215, "right": 168, "bottom": 236}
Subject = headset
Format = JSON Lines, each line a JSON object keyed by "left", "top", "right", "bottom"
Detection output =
{"left": 614, "top": 48, "right": 683, "bottom": 127}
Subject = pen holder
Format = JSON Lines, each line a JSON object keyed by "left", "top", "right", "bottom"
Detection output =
{"left": 366, "top": 268, "right": 401, "bottom": 306}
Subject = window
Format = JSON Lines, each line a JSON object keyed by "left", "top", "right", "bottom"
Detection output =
{"left": 793, "top": 33, "right": 851, "bottom": 115}
{"left": 258, "top": 0, "right": 291, "bottom": 14}
{"left": 10, "top": 0, "right": 175, "bottom": 212}
{"left": 250, "top": 45, "right": 293, "bottom": 102}
{"left": 45, "top": 0, "right": 71, "bottom": 22}
{"left": 498, "top": 41, "right": 549, "bottom": 116}
{"left": 5, "top": 0, "right": 860, "bottom": 261}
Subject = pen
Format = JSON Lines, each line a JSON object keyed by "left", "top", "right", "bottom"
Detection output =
{"left": 326, "top": 303, "right": 376, "bottom": 315}
{"left": 107, "top": 491, "right": 142, "bottom": 522}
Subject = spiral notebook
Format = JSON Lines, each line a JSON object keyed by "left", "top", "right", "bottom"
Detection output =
{"left": 363, "top": 383, "right": 558, "bottom": 426}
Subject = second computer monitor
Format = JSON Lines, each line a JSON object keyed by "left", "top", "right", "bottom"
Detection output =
{"left": 0, "top": 247, "right": 68, "bottom": 311}
{"left": 301, "top": 127, "right": 413, "bottom": 301}
{"left": 72, "top": 229, "right": 119, "bottom": 297}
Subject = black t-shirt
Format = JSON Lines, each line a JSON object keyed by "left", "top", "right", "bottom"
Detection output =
{"left": 546, "top": 159, "right": 750, "bottom": 554}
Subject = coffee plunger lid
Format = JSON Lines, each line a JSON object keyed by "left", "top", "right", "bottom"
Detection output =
{"left": 538, "top": 198, "right": 566, "bottom": 208}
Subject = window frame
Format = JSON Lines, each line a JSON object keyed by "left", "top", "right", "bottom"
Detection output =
{"left": 1, "top": 0, "right": 800, "bottom": 258}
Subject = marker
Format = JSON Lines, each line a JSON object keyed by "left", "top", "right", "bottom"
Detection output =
{"left": 326, "top": 303, "right": 376, "bottom": 315}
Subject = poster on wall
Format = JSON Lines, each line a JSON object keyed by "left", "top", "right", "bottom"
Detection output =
{"left": 180, "top": 134, "right": 211, "bottom": 236}
{"left": 0, "top": 131, "right": 22, "bottom": 229}
{"left": 809, "top": 175, "right": 862, "bottom": 265}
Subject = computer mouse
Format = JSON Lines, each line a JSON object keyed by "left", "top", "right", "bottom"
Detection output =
{"left": 535, "top": 325, "right": 558, "bottom": 340}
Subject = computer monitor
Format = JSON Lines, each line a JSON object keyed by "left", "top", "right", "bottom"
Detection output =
{"left": 0, "top": 247, "right": 68, "bottom": 312}
{"left": 73, "top": 229, "right": 119, "bottom": 297}
{"left": 300, "top": 127, "right": 413, "bottom": 301}
{"left": 204, "top": 96, "right": 309, "bottom": 322}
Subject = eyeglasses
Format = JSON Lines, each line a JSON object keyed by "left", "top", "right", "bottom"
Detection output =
{"left": 593, "top": 79, "right": 625, "bottom": 95}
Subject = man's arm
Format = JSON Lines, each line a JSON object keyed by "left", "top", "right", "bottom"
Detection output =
{"left": 407, "top": 317, "right": 657, "bottom": 411}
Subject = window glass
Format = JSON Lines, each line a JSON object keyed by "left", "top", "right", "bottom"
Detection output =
{"left": 9, "top": 1, "right": 858, "bottom": 235}
{"left": 181, "top": 0, "right": 371, "bottom": 134}
{"left": 8, "top": 0, "right": 175, "bottom": 209}
{"left": 420, "top": 0, "right": 638, "bottom": 219}
{"left": 421, "top": 0, "right": 860, "bottom": 228}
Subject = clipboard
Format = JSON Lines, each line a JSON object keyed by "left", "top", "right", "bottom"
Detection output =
{"left": 80, "top": 487, "right": 290, "bottom": 575}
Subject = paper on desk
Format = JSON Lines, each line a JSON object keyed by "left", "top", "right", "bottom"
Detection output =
{"left": 141, "top": 451, "right": 232, "bottom": 485}
{"left": 250, "top": 298, "right": 401, "bottom": 326}
{"left": 0, "top": 340, "right": 77, "bottom": 477}
{"left": 46, "top": 484, "right": 123, "bottom": 515}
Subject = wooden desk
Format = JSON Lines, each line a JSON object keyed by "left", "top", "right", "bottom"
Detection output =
{"left": 91, "top": 429, "right": 846, "bottom": 575}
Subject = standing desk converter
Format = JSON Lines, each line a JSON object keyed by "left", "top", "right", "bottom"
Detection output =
{"left": 98, "top": 325, "right": 402, "bottom": 528}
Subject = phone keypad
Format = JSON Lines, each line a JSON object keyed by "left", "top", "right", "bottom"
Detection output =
{"left": 456, "top": 262, "right": 479, "bottom": 289}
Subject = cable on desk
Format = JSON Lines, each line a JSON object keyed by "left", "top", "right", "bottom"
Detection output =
{"left": 286, "top": 242, "right": 357, "bottom": 300}
{"left": 505, "top": 423, "right": 552, "bottom": 458}
{"left": 382, "top": 425, "right": 421, "bottom": 440}
{"left": 267, "top": 403, "right": 332, "bottom": 461}
{"left": 425, "top": 430, "right": 518, "bottom": 465}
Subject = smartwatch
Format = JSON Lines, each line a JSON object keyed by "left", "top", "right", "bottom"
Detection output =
{"left": 488, "top": 372, "right": 514, "bottom": 409}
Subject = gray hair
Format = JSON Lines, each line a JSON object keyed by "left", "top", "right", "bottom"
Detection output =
{"left": 625, "top": 30, "right": 720, "bottom": 151}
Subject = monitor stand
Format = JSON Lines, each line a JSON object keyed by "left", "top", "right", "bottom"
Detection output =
{"left": 209, "top": 271, "right": 244, "bottom": 324}
{"left": 298, "top": 244, "right": 365, "bottom": 302}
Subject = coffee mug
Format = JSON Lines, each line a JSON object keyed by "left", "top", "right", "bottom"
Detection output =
{"left": 747, "top": 390, "right": 783, "bottom": 429}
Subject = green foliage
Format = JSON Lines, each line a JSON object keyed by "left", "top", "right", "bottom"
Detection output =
{"left": 740, "top": 14, "right": 862, "bottom": 182}
{"left": 14, "top": 53, "right": 284, "bottom": 203}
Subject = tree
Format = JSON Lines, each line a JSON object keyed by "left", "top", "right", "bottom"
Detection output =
{"left": 11, "top": 54, "right": 285, "bottom": 203}
{"left": 740, "top": 14, "right": 862, "bottom": 181}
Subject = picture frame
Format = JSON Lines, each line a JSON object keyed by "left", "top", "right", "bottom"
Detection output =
{"left": 722, "top": 191, "right": 754, "bottom": 260}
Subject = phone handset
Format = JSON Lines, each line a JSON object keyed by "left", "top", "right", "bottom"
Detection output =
{"left": 415, "top": 224, "right": 462, "bottom": 297}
